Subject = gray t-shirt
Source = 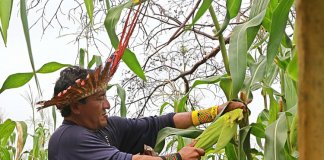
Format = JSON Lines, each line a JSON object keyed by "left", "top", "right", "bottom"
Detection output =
{"left": 48, "top": 113, "right": 175, "bottom": 160}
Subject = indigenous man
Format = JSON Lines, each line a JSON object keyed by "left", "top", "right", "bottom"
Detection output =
{"left": 40, "top": 66, "right": 246, "bottom": 160}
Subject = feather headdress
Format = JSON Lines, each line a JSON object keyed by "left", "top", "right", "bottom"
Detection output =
{"left": 37, "top": 1, "right": 142, "bottom": 110}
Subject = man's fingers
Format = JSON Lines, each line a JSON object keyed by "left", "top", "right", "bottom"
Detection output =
{"left": 195, "top": 148, "right": 205, "bottom": 156}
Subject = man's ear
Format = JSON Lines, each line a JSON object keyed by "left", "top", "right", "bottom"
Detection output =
{"left": 70, "top": 102, "right": 81, "bottom": 115}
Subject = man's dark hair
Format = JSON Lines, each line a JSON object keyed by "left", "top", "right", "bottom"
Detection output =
{"left": 54, "top": 66, "right": 90, "bottom": 117}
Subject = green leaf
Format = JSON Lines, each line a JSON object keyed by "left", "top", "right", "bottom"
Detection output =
{"left": 31, "top": 124, "right": 46, "bottom": 159}
{"left": 159, "top": 102, "right": 172, "bottom": 115}
{"left": 95, "top": 55, "right": 102, "bottom": 67}
{"left": 0, "top": 0, "right": 13, "bottom": 46}
{"left": 257, "top": 109, "right": 270, "bottom": 125}
{"left": 225, "top": 143, "right": 238, "bottom": 160}
{"left": 15, "top": 121, "right": 28, "bottom": 159}
{"left": 79, "top": 48, "right": 85, "bottom": 68}
{"left": 228, "top": 10, "right": 267, "bottom": 99}
{"left": 176, "top": 136, "right": 184, "bottom": 151}
{"left": 87, "top": 55, "right": 101, "bottom": 69}
{"left": 287, "top": 52, "right": 298, "bottom": 82}
{"left": 52, "top": 106, "right": 57, "bottom": 130}
{"left": 289, "top": 114, "right": 298, "bottom": 152}
{"left": 0, "top": 73, "right": 33, "bottom": 93}
{"left": 115, "top": 84, "right": 126, "bottom": 117}
{"left": 251, "top": 123, "right": 265, "bottom": 138}
{"left": 266, "top": 0, "right": 294, "bottom": 67}
{"left": 192, "top": 75, "right": 221, "bottom": 89}
{"left": 0, "top": 119, "right": 15, "bottom": 145}
{"left": 220, "top": 75, "right": 232, "bottom": 101}
{"left": 122, "top": 51, "right": 147, "bottom": 81}
{"left": 190, "top": 0, "right": 212, "bottom": 27}
{"left": 0, "top": 146, "right": 11, "bottom": 160}
{"left": 104, "top": 1, "right": 146, "bottom": 81}
{"left": 215, "top": 0, "right": 242, "bottom": 36}
{"left": 84, "top": 0, "right": 94, "bottom": 24}
{"left": 36, "top": 62, "right": 71, "bottom": 73}
{"left": 20, "top": 0, "right": 41, "bottom": 94}
{"left": 264, "top": 113, "right": 288, "bottom": 160}
{"left": 177, "top": 95, "right": 188, "bottom": 113}
{"left": 246, "top": 57, "right": 267, "bottom": 96}
{"left": 238, "top": 126, "right": 252, "bottom": 160}
{"left": 264, "top": 60, "right": 279, "bottom": 86}
{"left": 154, "top": 127, "right": 202, "bottom": 153}
{"left": 284, "top": 74, "right": 297, "bottom": 110}
{"left": 264, "top": 87, "right": 280, "bottom": 123}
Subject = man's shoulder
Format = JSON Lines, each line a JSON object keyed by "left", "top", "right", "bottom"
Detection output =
{"left": 50, "top": 121, "right": 97, "bottom": 144}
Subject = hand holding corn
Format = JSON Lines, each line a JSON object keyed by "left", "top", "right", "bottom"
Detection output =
{"left": 192, "top": 101, "right": 247, "bottom": 126}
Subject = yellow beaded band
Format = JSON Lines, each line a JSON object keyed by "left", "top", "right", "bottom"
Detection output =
{"left": 192, "top": 106, "right": 218, "bottom": 126}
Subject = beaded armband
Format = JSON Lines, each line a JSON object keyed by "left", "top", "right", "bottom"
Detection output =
{"left": 192, "top": 106, "right": 218, "bottom": 126}
{"left": 159, "top": 153, "right": 182, "bottom": 160}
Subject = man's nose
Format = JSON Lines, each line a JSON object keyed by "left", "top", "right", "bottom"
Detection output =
{"left": 103, "top": 99, "right": 110, "bottom": 109}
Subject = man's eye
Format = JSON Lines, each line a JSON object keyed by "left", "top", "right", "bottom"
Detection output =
{"left": 99, "top": 95, "right": 107, "bottom": 99}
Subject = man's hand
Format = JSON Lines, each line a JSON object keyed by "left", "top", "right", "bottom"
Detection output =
{"left": 178, "top": 141, "right": 205, "bottom": 160}
{"left": 218, "top": 101, "right": 247, "bottom": 115}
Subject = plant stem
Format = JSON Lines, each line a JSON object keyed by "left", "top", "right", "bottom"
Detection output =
{"left": 208, "top": 6, "right": 230, "bottom": 75}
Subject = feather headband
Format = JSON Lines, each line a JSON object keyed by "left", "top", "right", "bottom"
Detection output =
{"left": 37, "top": 1, "right": 142, "bottom": 110}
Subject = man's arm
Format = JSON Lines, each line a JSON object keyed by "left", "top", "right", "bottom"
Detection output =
{"left": 173, "top": 101, "right": 246, "bottom": 129}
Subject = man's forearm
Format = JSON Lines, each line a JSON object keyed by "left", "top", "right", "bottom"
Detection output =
{"left": 173, "top": 112, "right": 193, "bottom": 129}
{"left": 172, "top": 103, "right": 229, "bottom": 129}
{"left": 132, "top": 155, "right": 163, "bottom": 160}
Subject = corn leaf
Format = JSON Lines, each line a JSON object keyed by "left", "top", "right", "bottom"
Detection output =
{"left": 250, "top": 123, "right": 265, "bottom": 138}
{"left": 15, "top": 121, "right": 27, "bottom": 160}
{"left": 20, "top": 0, "right": 41, "bottom": 94}
{"left": 79, "top": 48, "right": 85, "bottom": 68}
{"left": 215, "top": 0, "right": 242, "bottom": 36}
{"left": 284, "top": 74, "right": 297, "bottom": 110}
{"left": 155, "top": 127, "right": 202, "bottom": 153}
{"left": 190, "top": 0, "right": 212, "bottom": 27}
{"left": 0, "top": 73, "right": 33, "bottom": 93}
{"left": 87, "top": 55, "right": 101, "bottom": 69}
{"left": 192, "top": 75, "right": 221, "bottom": 89}
{"left": 0, "top": 146, "right": 11, "bottom": 160}
{"left": 0, "top": 119, "right": 15, "bottom": 146}
{"left": 225, "top": 143, "right": 238, "bottom": 160}
{"left": 52, "top": 106, "right": 57, "bottom": 131}
{"left": 220, "top": 75, "right": 232, "bottom": 100}
{"left": 264, "top": 113, "right": 288, "bottom": 160}
{"left": 84, "top": 0, "right": 94, "bottom": 24}
{"left": 115, "top": 84, "right": 126, "bottom": 117}
{"left": 287, "top": 52, "right": 298, "bottom": 82}
{"left": 36, "top": 62, "right": 71, "bottom": 73}
{"left": 0, "top": 0, "right": 13, "bottom": 46}
{"left": 228, "top": 10, "right": 266, "bottom": 99}
{"left": 159, "top": 102, "right": 172, "bottom": 115}
{"left": 266, "top": 0, "right": 294, "bottom": 67}
{"left": 177, "top": 95, "right": 188, "bottom": 113}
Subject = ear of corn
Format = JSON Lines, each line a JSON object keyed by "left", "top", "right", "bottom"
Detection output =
{"left": 194, "top": 109, "right": 244, "bottom": 151}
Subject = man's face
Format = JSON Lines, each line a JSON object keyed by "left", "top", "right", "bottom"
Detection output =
{"left": 76, "top": 91, "right": 110, "bottom": 130}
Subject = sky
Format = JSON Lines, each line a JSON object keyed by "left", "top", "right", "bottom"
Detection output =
{"left": 0, "top": 2, "right": 79, "bottom": 123}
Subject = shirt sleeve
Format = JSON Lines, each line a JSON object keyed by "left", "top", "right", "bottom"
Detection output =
{"left": 105, "top": 113, "right": 176, "bottom": 154}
